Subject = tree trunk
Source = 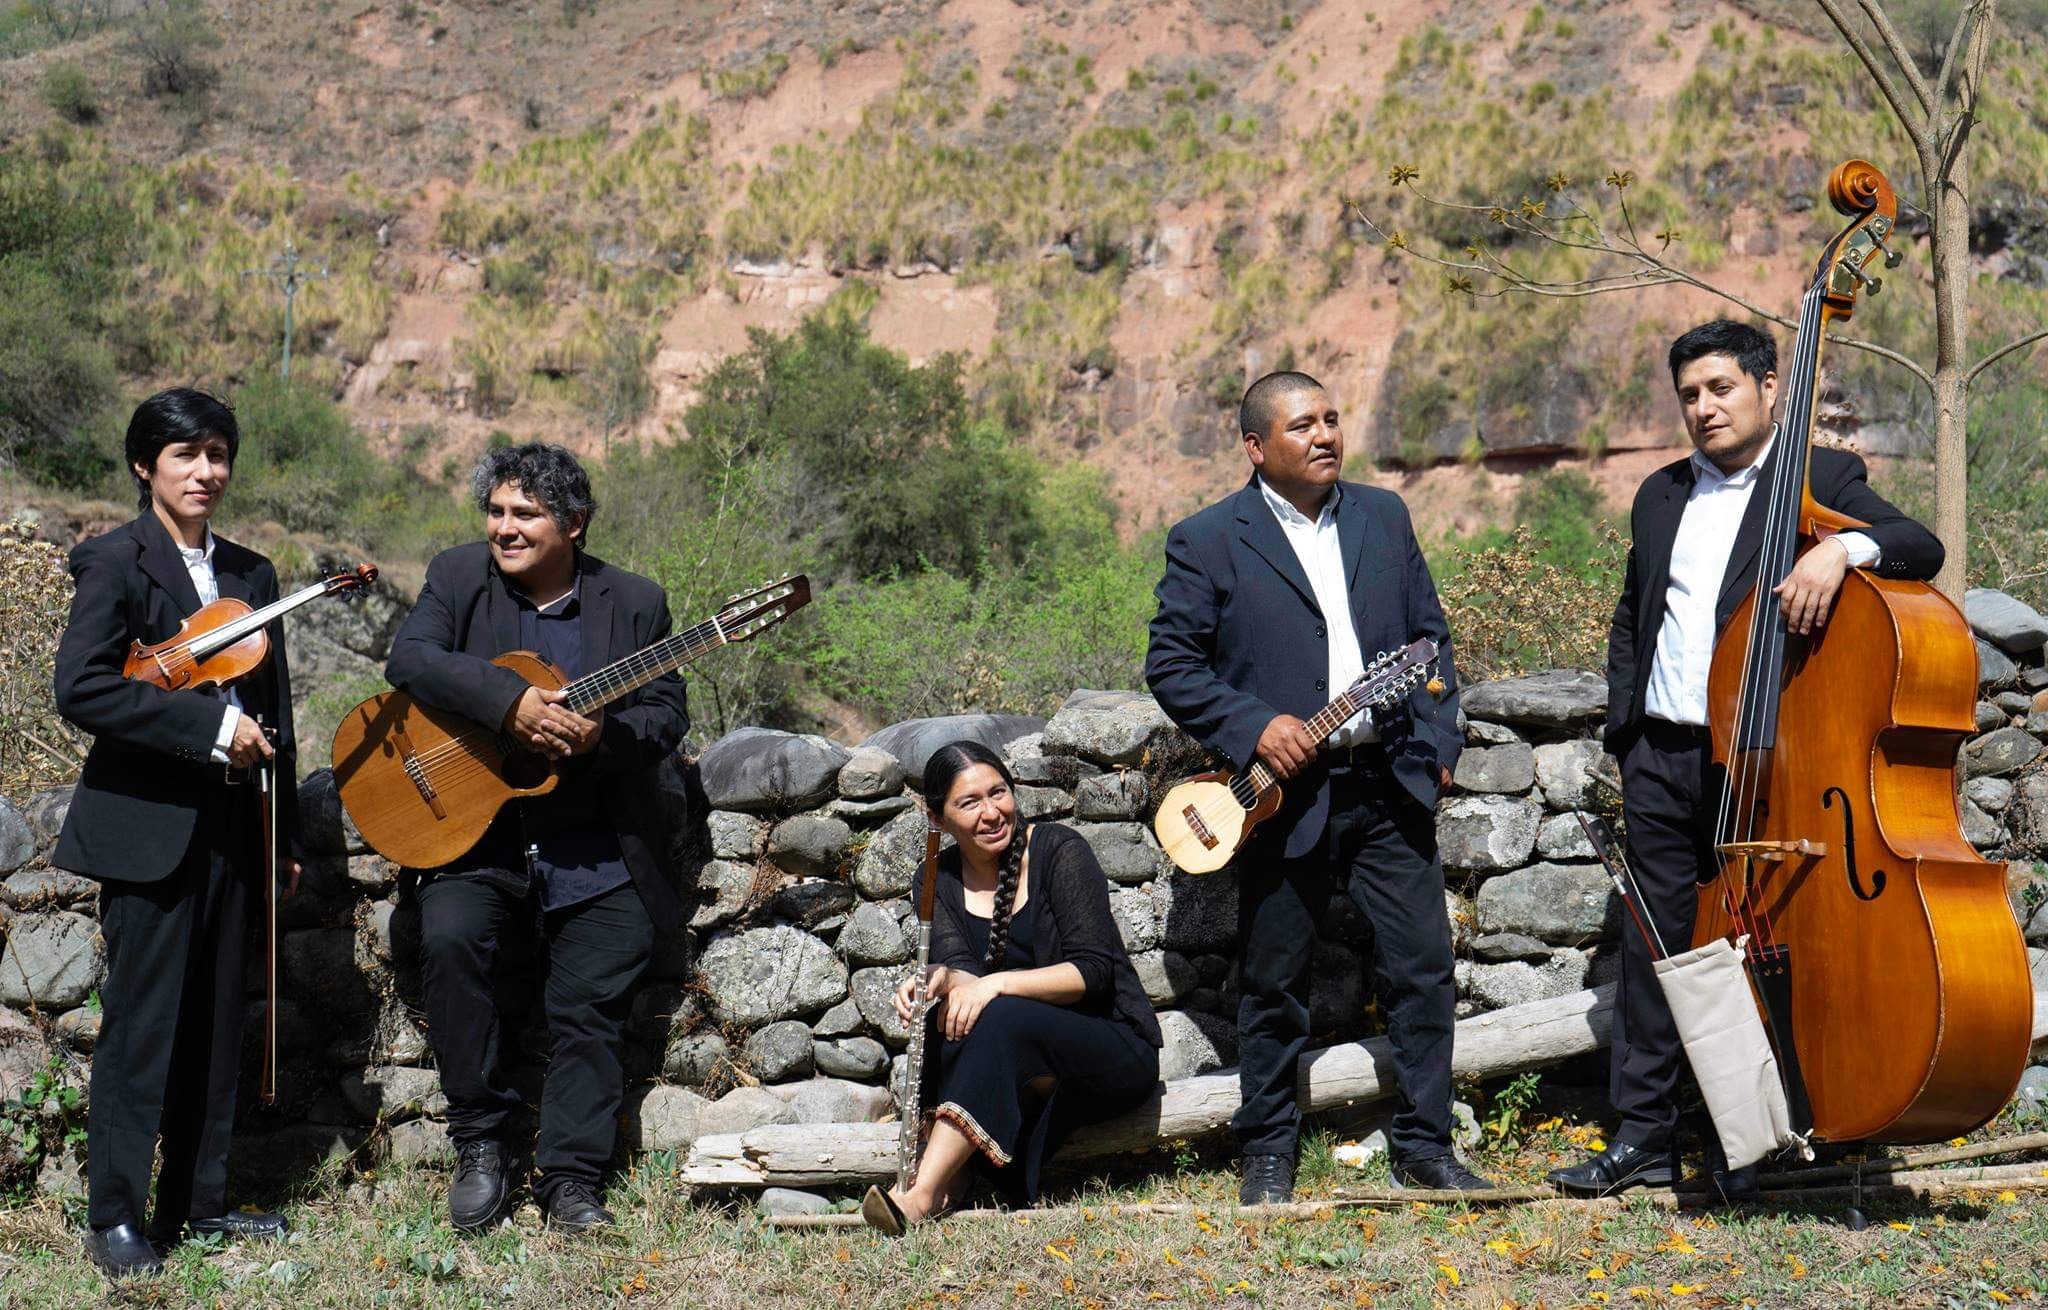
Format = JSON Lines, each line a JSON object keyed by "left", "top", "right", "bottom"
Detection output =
{"left": 1926, "top": 142, "right": 1973, "bottom": 601}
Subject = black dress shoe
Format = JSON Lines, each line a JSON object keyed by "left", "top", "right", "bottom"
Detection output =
{"left": 449, "top": 1140, "right": 510, "bottom": 1231}
{"left": 541, "top": 1179, "right": 614, "bottom": 1232}
{"left": 1239, "top": 1153, "right": 1294, "bottom": 1205}
{"left": 1393, "top": 1155, "right": 1494, "bottom": 1191}
{"left": 187, "top": 1210, "right": 289, "bottom": 1241}
{"left": 84, "top": 1224, "right": 163, "bottom": 1279}
{"left": 1710, "top": 1163, "right": 1760, "bottom": 1202}
{"left": 1546, "top": 1140, "right": 1676, "bottom": 1197}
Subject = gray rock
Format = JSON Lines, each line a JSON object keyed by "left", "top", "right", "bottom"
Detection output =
{"left": 0, "top": 1007, "right": 52, "bottom": 1103}
{"left": 854, "top": 808, "right": 942, "bottom": 899}
{"left": 21, "top": 787, "right": 72, "bottom": 847}
{"left": 781, "top": 1077, "right": 894, "bottom": 1124}
{"left": 709, "top": 810, "right": 767, "bottom": 858}
{"left": 810, "top": 998, "right": 865, "bottom": 1038}
{"left": 768, "top": 816, "right": 853, "bottom": 877}
{"left": 1132, "top": 949, "right": 1200, "bottom": 1006}
{"left": 1966, "top": 776, "right": 2015, "bottom": 813}
{"left": 1979, "top": 640, "right": 2019, "bottom": 691}
{"left": 2015, "top": 1065, "right": 2047, "bottom": 1107}
{"left": 627, "top": 985, "right": 699, "bottom": 1044}
{"left": 1453, "top": 743, "right": 1536, "bottom": 795}
{"left": 743, "top": 1020, "right": 816, "bottom": 1082}
{"left": 1109, "top": 887, "right": 1162, "bottom": 954}
{"left": 838, "top": 746, "right": 906, "bottom": 801}
{"left": 287, "top": 927, "right": 377, "bottom": 1014}
{"left": 690, "top": 859, "right": 758, "bottom": 930}
{"left": 2026, "top": 899, "right": 2048, "bottom": 947}
{"left": 2015, "top": 776, "right": 2048, "bottom": 855}
{"left": 293, "top": 769, "right": 369, "bottom": 857}
{"left": 0, "top": 800, "right": 34, "bottom": 873}
{"left": 1533, "top": 740, "right": 1610, "bottom": 812}
{"left": 1068, "top": 821, "right": 1170, "bottom": 885}
{"left": 1963, "top": 727, "right": 2043, "bottom": 779}
{"left": 860, "top": 714, "right": 1045, "bottom": 779}
{"left": 1475, "top": 863, "right": 1617, "bottom": 944}
{"left": 387, "top": 1118, "right": 455, "bottom": 1164}
{"left": 814, "top": 1036, "right": 889, "bottom": 1080}
{"left": 1043, "top": 690, "right": 1180, "bottom": 767}
{"left": 1156, "top": 1009, "right": 1237, "bottom": 1081}
{"left": 1, "top": 870, "right": 98, "bottom": 911}
{"left": 770, "top": 879, "right": 857, "bottom": 929}
{"left": 1437, "top": 795, "right": 1542, "bottom": 871}
{"left": 1153, "top": 868, "right": 1238, "bottom": 952}
{"left": 1451, "top": 1100, "right": 1483, "bottom": 1152}
{"left": 839, "top": 900, "right": 913, "bottom": 966}
{"left": 1999, "top": 691, "right": 2038, "bottom": 716}
{"left": 0, "top": 911, "right": 102, "bottom": 1008}
{"left": 699, "top": 728, "right": 850, "bottom": 813}
{"left": 1965, "top": 588, "right": 2048, "bottom": 653}
{"left": 631, "top": 1085, "right": 712, "bottom": 1151}
{"left": 759, "top": 1188, "right": 833, "bottom": 1218}
{"left": 698, "top": 1085, "right": 798, "bottom": 1137}
{"left": 1536, "top": 813, "right": 1597, "bottom": 860}
{"left": 1466, "top": 951, "right": 1590, "bottom": 1010}
{"left": 339, "top": 1066, "right": 442, "bottom": 1122}
{"left": 54, "top": 1006, "right": 99, "bottom": 1052}
{"left": 1015, "top": 785, "right": 1073, "bottom": 819}
{"left": 695, "top": 925, "right": 849, "bottom": 1026}
{"left": 827, "top": 795, "right": 916, "bottom": 820}
{"left": 663, "top": 1031, "right": 731, "bottom": 1085}
{"left": 850, "top": 964, "right": 914, "bottom": 1045}
{"left": 1960, "top": 797, "right": 2002, "bottom": 849}
{"left": 1006, "top": 733, "right": 1079, "bottom": 788}
{"left": 345, "top": 853, "right": 398, "bottom": 892}
{"left": 1444, "top": 888, "right": 1476, "bottom": 954}
{"left": 1076, "top": 771, "right": 1150, "bottom": 821}
{"left": 1472, "top": 932, "right": 1553, "bottom": 962}
{"left": 1979, "top": 700, "right": 2010, "bottom": 733}
{"left": 1462, "top": 670, "right": 1606, "bottom": 727}
{"left": 1465, "top": 719, "right": 1523, "bottom": 746}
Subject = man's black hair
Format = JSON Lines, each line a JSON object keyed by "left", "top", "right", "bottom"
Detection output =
{"left": 125, "top": 388, "right": 240, "bottom": 511}
{"left": 1238, "top": 371, "right": 1327, "bottom": 441}
{"left": 471, "top": 442, "right": 597, "bottom": 544}
{"left": 1668, "top": 319, "right": 1777, "bottom": 388}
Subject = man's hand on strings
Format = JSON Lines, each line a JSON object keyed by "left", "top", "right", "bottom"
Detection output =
{"left": 505, "top": 686, "right": 602, "bottom": 758}
{"left": 1773, "top": 536, "right": 1850, "bottom": 636}
{"left": 1255, "top": 714, "right": 1319, "bottom": 780}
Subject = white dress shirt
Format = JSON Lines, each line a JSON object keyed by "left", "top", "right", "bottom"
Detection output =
{"left": 1643, "top": 437, "right": 1879, "bottom": 726}
{"left": 1258, "top": 477, "right": 1378, "bottom": 745}
{"left": 178, "top": 528, "right": 244, "bottom": 764}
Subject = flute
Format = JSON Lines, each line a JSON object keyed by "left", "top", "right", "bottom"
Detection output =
{"left": 895, "top": 821, "right": 942, "bottom": 1190}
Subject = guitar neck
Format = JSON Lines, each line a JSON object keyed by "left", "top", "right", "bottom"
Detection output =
{"left": 560, "top": 615, "right": 728, "bottom": 714}
{"left": 1241, "top": 681, "right": 1377, "bottom": 794}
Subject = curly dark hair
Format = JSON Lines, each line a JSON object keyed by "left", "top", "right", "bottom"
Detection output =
{"left": 471, "top": 442, "right": 597, "bottom": 543}
{"left": 920, "top": 740, "right": 1028, "bottom": 970}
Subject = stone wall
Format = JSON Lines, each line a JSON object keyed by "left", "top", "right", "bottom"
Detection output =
{"left": 5, "top": 590, "right": 2048, "bottom": 1199}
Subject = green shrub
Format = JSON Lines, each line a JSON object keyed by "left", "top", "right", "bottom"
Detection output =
{"left": 40, "top": 62, "right": 98, "bottom": 123}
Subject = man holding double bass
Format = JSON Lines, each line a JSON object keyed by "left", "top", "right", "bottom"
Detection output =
{"left": 1548, "top": 319, "right": 1943, "bottom": 1198}
{"left": 52, "top": 389, "right": 300, "bottom": 1278}
{"left": 383, "top": 442, "right": 687, "bottom": 1234}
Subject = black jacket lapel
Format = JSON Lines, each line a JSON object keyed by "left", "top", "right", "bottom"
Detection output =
{"left": 1234, "top": 479, "right": 1321, "bottom": 618}
{"left": 133, "top": 512, "right": 205, "bottom": 617}
{"left": 1336, "top": 485, "right": 1376, "bottom": 600}
{"left": 486, "top": 562, "right": 523, "bottom": 656}
{"left": 578, "top": 557, "right": 616, "bottom": 691}
{"left": 211, "top": 536, "right": 253, "bottom": 606}
{"left": 1635, "top": 462, "right": 1694, "bottom": 628}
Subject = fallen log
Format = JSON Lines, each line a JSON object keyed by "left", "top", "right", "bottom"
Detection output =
{"left": 687, "top": 983, "right": 2048, "bottom": 1190}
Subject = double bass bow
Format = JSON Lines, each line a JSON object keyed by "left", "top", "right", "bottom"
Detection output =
{"left": 1695, "top": 159, "right": 2033, "bottom": 1145}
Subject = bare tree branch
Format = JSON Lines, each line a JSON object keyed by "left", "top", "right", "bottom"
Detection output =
{"left": 1814, "top": 0, "right": 1934, "bottom": 148}
{"left": 1930, "top": 0, "right": 1986, "bottom": 117}
{"left": 1855, "top": 0, "right": 1934, "bottom": 115}
{"left": 1965, "top": 327, "right": 2048, "bottom": 386}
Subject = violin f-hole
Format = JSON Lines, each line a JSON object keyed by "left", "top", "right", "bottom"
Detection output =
{"left": 1823, "top": 785, "right": 1885, "bottom": 901}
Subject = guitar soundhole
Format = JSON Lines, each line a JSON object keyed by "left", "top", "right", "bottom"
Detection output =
{"left": 502, "top": 749, "right": 551, "bottom": 790}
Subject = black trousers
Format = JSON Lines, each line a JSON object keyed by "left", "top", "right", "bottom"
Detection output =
{"left": 1234, "top": 759, "right": 1456, "bottom": 1162}
{"left": 1611, "top": 719, "right": 1721, "bottom": 1150}
{"left": 87, "top": 787, "right": 254, "bottom": 1232}
{"left": 416, "top": 875, "right": 652, "bottom": 1198}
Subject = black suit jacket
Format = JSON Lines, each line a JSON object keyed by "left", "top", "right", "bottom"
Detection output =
{"left": 1605, "top": 443, "right": 1944, "bottom": 751}
{"left": 52, "top": 512, "right": 300, "bottom": 881}
{"left": 1145, "top": 478, "right": 1462, "bottom": 859}
{"left": 383, "top": 541, "right": 690, "bottom": 932}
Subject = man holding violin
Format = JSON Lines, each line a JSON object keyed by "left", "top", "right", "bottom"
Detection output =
{"left": 1549, "top": 320, "right": 1943, "bottom": 1198}
{"left": 52, "top": 388, "right": 301, "bottom": 1278}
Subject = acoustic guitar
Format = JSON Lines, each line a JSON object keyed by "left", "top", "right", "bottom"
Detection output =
{"left": 1152, "top": 638, "right": 1441, "bottom": 875}
{"left": 332, "top": 576, "right": 809, "bottom": 869}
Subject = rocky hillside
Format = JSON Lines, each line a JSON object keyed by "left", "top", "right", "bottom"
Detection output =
{"left": 3, "top": 0, "right": 2044, "bottom": 540}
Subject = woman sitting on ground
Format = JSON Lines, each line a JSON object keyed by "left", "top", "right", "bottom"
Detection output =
{"left": 863, "top": 741, "right": 1163, "bottom": 1233}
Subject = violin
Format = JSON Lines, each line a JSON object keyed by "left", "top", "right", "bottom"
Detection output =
{"left": 1694, "top": 160, "right": 2032, "bottom": 1145}
{"left": 124, "top": 563, "right": 378, "bottom": 691}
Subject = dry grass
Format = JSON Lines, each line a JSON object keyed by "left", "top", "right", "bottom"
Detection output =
{"left": 0, "top": 521, "right": 88, "bottom": 796}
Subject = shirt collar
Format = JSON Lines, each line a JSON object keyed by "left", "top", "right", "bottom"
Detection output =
{"left": 514, "top": 573, "right": 581, "bottom": 616}
{"left": 1256, "top": 475, "right": 1339, "bottom": 528}
{"left": 176, "top": 527, "right": 216, "bottom": 565}
{"left": 1691, "top": 427, "right": 1776, "bottom": 490}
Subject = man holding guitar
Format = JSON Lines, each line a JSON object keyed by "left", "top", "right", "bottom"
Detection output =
{"left": 52, "top": 389, "right": 299, "bottom": 1277}
{"left": 383, "top": 444, "right": 688, "bottom": 1234}
{"left": 1146, "top": 371, "right": 1485, "bottom": 1204}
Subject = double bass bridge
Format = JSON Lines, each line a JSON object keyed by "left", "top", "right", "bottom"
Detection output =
{"left": 1716, "top": 838, "right": 1828, "bottom": 862}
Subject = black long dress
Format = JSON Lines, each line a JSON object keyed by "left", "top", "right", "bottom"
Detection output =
{"left": 923, "top": 823, "right": 1161, "bottom": 1203}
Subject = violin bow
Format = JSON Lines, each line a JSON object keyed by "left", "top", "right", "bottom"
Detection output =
{"left": 257, "top": 716, "right": 280, "bottom": 1106}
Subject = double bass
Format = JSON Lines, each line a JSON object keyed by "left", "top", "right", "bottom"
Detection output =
{"left": 1694, "top": 160, "right": 2033, "bottom": 1145}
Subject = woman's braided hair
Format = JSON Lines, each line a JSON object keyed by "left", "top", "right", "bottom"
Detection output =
{"left": 921, "top": 741, "right": 1028, "bottom": 970}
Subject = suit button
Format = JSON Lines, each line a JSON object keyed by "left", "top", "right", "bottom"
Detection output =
{"left": 1315, "top": 623, "right": 1326, "bottom": 638}
{"left": 1315, "top": 678, "right": 1327, "bottom": 691}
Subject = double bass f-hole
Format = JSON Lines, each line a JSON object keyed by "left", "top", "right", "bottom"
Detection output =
{"left": 1822, "top": 785, "right": 1885, "bottom": 901}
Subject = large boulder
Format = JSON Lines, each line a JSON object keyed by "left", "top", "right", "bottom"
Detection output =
{"left": 698, "top": 1085, "right": 799, "bottom": 1137}
{"left": 709, "top": 811, "right": 766, "bottom": 858}
{"left": 0, "top": 800, "right": 35, "bottom": 874}
{"left": 1131, "top": 949, "right": 1200, "bottom": 1006}
{"left": 689, "top": 860, "right": 757, "bottom": 931}
{"left": 1437, "top": 795, "right": 1542, "bottom": 871}
{"left": 1466, "top": 952, "right": 1591, "bottom": 1010}
{"left": 1965, "top": 589, "right": 2048, "bottom": 654}
{"left": 1156, "top": 1009, "right": 1237, "bottom": 1081}
{"left": 850, "top": 964, "right": 914, "bottom": 1045}
{"left": 1533, "top": 739, "right": 1611, "bottom": 811}
{"left": 860, "top": 714, "right": 1045, "bottom": 780}
{"left": 1475, "top": 863, "right": 1618, "bottom": 944}
{"left": 1067, "top": 821, "right": 1171, "bottom": 885}
{"left": 0, "top": 911, "right": 103, "bottom": 1008}
{"left": 630, "top": 1085, "right": 712, "bottom": 1152}
{"left": 1963, "top": 727, "right": 2043, "bottom": 779}
{"left": 839, "top": 900, "right": 913, "bottom": 966}
{"left": 694, "top": 926, "right": 849, "bottom": 1026}
{"left": 338, "top": 1066, "right": 443, "bottom": 1123}
{"left": 1978, "top": 640, "right": 2019, "bottom": 691}
{"left": 1042, "top": 690, "right": 1182, "bottom": 767}
{"left": 814, "top": 1035, "right": 890, "bottom": 1080}
{"left": 1452, "top": 743, "right": 1535, "bottom": 795}
{"left": 1109, "top": 887, "right": 1162, "bottom": 954}
{"left": 21, "top": 787, "right": 72, "bottom": 849}
{"left": 663, "top": 1030, "right": 731, "bottom": 1085}
{"left": 769, "top": 879, "right": 857, "bottom": 929}
{"left": 293, "top": 769, "right": 367, "bottom": 858}
{"left": 766, "top": 815, "right": 853, "bottom": 878}
{"left": 1076, "top": 771, "right": 1151, "bottom": 821}
{"left": 742, "top": 1020, "right": 816, "bottom": 1083}
{"left": 778, "top": 1077, "right": 895, "bottom": 1124}
{"left": 1461, "top": 671, "right": 1606, "bottom": 728}
{"left": 1, "top": 870, "right": 97, "bottom": 912}
{"left": 1535, "top": 813, "right": 1597, "bottom": 860}
{"left": 837, "top": 747, "right": 906, "bottom": 801}
{"left": 853, "top": 807, "right": 943, "bottom": 899}
{"left": 698, "top": 728, "right": 849, "bottom": 813}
